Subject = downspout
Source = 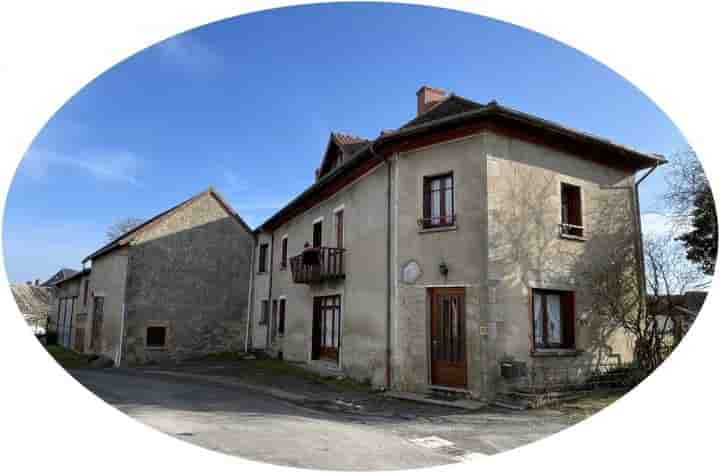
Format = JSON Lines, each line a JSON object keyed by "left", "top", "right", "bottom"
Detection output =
{"left": 244, "top": 238, "right": 256, "bottom": 353}
{"left": 265, "top": 232, "right": 275, "bottom": 349}
{"left": 371, "top": 142, "right": 393, "bottom": 389}
{"left": 117, "top": 252, "right": 131, "bottom": 367}
{"left": 634, "top": 164, "right": 659, "bottom": 315}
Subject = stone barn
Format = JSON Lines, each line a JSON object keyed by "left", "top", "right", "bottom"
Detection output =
{"left": 81, "top": 187, "right": 255, "bottom": 365}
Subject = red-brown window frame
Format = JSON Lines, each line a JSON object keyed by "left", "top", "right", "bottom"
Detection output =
{"left": 335, "top": 209, "right": 344, "bottom": 249}
{"left": 258, "top": 243, "right": 269, "bottom": 273}
{"left": 280, "top": 237, "right": 288, "bottom": 270}
{"left": 422, "top": 172, "right": 455, "bottom": 228}
{"left": 531, "top": 289, "right": 576, "bottom": 350}
{"left": 278, "top": 298, "right": 286, "bottom": 335}
{"left": 560, "top": 183, "right": 583, "bottom": 237}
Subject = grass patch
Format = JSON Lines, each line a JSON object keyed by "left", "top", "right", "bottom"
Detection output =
{"left": 255, "top": 359, "right": 373, "bottom": 392}
{"left": 46, "top": 344, "right": 93, "bottom": 369}
{"left": 196, "top": 351, "right": 248, "bottom": 362}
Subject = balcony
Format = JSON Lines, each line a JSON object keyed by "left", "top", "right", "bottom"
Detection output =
{"left": 290, "top": 247, "right": 346, "bottom": 284}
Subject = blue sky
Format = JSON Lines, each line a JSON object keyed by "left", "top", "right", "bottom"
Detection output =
{"left": 3, "top": 3, "right": 689, "bottom": 283}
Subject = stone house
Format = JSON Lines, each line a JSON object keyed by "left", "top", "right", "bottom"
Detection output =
{"left": 79, "top": 187, "right": 254, "bottom": 365}
{"left": 248, "top": 86, "right": 664, "bottom": 400}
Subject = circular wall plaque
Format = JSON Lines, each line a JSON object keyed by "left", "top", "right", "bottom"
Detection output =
{"left": 401, "top": 260, "right": 422, "bottom": 284}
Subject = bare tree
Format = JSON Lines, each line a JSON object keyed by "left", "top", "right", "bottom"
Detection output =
{"left": 664, "top": 150, "right": 707, "bottom": 221}
{"left": 664, "top": 149, "right": 717, "bottom": 275}
{"left": 106, "top": 217, "right": 144, "bottom": 242}
{"left": 582, "top": 228, "right": 703, "bottom": 373}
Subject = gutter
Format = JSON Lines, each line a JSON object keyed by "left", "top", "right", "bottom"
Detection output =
{"left": 244, "top": 240, "right": 256, "bottom": 353}
{"left": 265, "top": 233, "right": 275, "bottom": 349}
{"left": 369, "top": 141, "right": 394, "bottom": 389}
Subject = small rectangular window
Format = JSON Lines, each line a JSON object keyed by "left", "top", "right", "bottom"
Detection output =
{"left": 278, "top": 299, "right": 286, "bottom": 335}
{"left": 258, "top": 243, "right": 269, "bottom": 273}
{"left": 560, "top": 183, "right": 583, "bottom": 237}
{"left": 260, "top": 300, "right": 269, "bottom": 325}
{"left": 422, "top": 173, "right": 455, "bottom": 228}
{"left": 280, "top": 237, "right": 288, "bottom": 269}
{"left": 271, "top": 300, "right": 278, "bottom": 342}
{"left": 335, "top": 210, "right": 344, "bottom": 249}
{"left": 313, "top": 221, "right": 323, "bottom": 248}
{"left": 146, "top": 326, "right": 167, "bottom": 348}
{"left": 82, "top": 280, "right": 90, "bottom": 305}
{"left": 532, "top": 289, "right": 575, "bottom": 350}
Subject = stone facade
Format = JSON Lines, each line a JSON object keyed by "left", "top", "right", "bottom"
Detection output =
{"left": 252, "top": 129, "right": 647, "bottom": 400}
{"left": 84, "top": 189, "right": 254, "bottom": 365}
{"left": 253, "top": 163, "right": 389, "bottom": 386}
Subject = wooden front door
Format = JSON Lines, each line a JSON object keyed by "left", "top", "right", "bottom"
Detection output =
{"left": 312, "top": 295, "right": 341, "bottom": 362}
{"left": 430, "top": 287, "right": 467, "bottom": 388}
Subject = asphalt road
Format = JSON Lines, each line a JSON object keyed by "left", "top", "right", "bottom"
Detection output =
{"left": 70, "top": 369, "right": 577, "bottom": 470}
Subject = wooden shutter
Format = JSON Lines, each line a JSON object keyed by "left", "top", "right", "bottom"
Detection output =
{"left": 312, "top": 297, "right": 322, "bottom": 359}
{"left": 562, "top": 292, "right": 576, "bottom": 348}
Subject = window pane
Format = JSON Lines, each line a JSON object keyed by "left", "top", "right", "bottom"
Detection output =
{"left": 533, "top": 294, "right": 543, "bottom": 346}
{"left": 547, "top": 294, "right": 562, "bottom": 345}
{"left": 445, "top": 186, "right": 453, "bottom": 217}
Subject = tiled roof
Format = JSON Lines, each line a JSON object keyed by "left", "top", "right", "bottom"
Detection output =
{"left": 400, "top": 94, "right": 484, "bottom": 129}
{"left": 41, "top": 268, "right": 79, "bottom": 287}
{"left": 11, "top": 283, "right": 51, "bottom": 316}
{"left": 257, "top": 89, "right": 666, "bottom": 231}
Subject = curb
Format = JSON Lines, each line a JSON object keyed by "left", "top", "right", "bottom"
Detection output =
{"left": 384, "top": 391, "right": 486, "bottom": 411}
{"left": 138, "top": 369, "right": 309, "bottom": 403}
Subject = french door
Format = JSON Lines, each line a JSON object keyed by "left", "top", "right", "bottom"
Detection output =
{"left": 430, "top": 287, "right": 467, "bottom": 388}
{"left": 312, "top": 295, "right": 341, "bottom": 362}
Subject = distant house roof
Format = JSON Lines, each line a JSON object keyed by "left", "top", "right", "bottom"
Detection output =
{"left": 83, "top": 187, "right": 253, "bottom": 263}
{"left": 41, "top": 268, "right": 79, "bottom": 287}
{"left": 54, "top": 267, "right": 91, "bottom": 287}
{"left": 11, "top": 284, "right": 51, "bottom": 316}
{"left": 647, "top": 291, "right": 708, "bottom": 318}
{"left": 257, "top": 91, "right": 665, "bottom": 232}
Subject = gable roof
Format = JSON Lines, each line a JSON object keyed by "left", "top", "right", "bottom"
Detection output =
{"left": 83, "top": 187, "right": 253, "bottom": 263}
{"left": 258, "top": 91, "right": 666, "bottom": 232}
{"left": 316, "top": 132, "right": 370, "bottom": 179}
{"left": 11, "top": 283, "right": 51, "bottom": 316}
{"left": 41, "top": 268, "right": 79, "bottom": 287}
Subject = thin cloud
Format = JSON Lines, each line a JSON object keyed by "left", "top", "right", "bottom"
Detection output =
{"left": 20, "top": 148, "right": 141, "bottom": 185}
{"left": 155, "top": 36, "right": 223, "bottom": 71}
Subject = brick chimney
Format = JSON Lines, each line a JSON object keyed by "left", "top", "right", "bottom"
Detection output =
{"left": 416, "top": 85, "right": 446, "bottom": 116}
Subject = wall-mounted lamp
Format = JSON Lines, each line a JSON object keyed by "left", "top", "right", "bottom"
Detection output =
{"left": 439, "top": 261, "right": 449, "bottom": 277}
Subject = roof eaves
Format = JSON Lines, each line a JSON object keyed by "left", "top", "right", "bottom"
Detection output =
{"left": 257, "top": 142, "right": 374, "bottom": 232}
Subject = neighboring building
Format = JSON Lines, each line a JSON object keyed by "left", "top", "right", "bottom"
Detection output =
{"left": 47, "top": 268, "right": 92, "bottom": 350}
{"left": 80, "top": 187, "right": 254, "bottom": 365}
{"left": 11, "top": 282, "right": 52, "bottom": 335}
{"left": 249, "top": 86, "right": 664, "bottom": 400}
{"left": 647, "top": 291, "right": 707, "bottom": 345}
{"left": 41, "top": 268, "right": 79, "bottom": 287}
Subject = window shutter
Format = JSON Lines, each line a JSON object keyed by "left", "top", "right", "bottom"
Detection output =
{"left": 423, "top": 178, "right": 431, "bottom": 221}
{"left": 562, "top": 292, "right": 576, "bottom": 348}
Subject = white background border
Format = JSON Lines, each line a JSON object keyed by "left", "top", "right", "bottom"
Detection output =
{"left": 1, "top": 1, "right": 718, "bottom": 472}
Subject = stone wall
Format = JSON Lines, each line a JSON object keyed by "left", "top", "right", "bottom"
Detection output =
{"left": 122, "top": 192, "right": 254, "bottom": 364}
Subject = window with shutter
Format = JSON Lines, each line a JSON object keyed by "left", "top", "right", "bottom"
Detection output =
{"left": 531, "top": 289, "right": 575, "bottom": 350}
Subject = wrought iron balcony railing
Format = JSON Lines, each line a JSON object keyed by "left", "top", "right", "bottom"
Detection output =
{"left": 289, "top": 247, "right": 346, "bottom": 284}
